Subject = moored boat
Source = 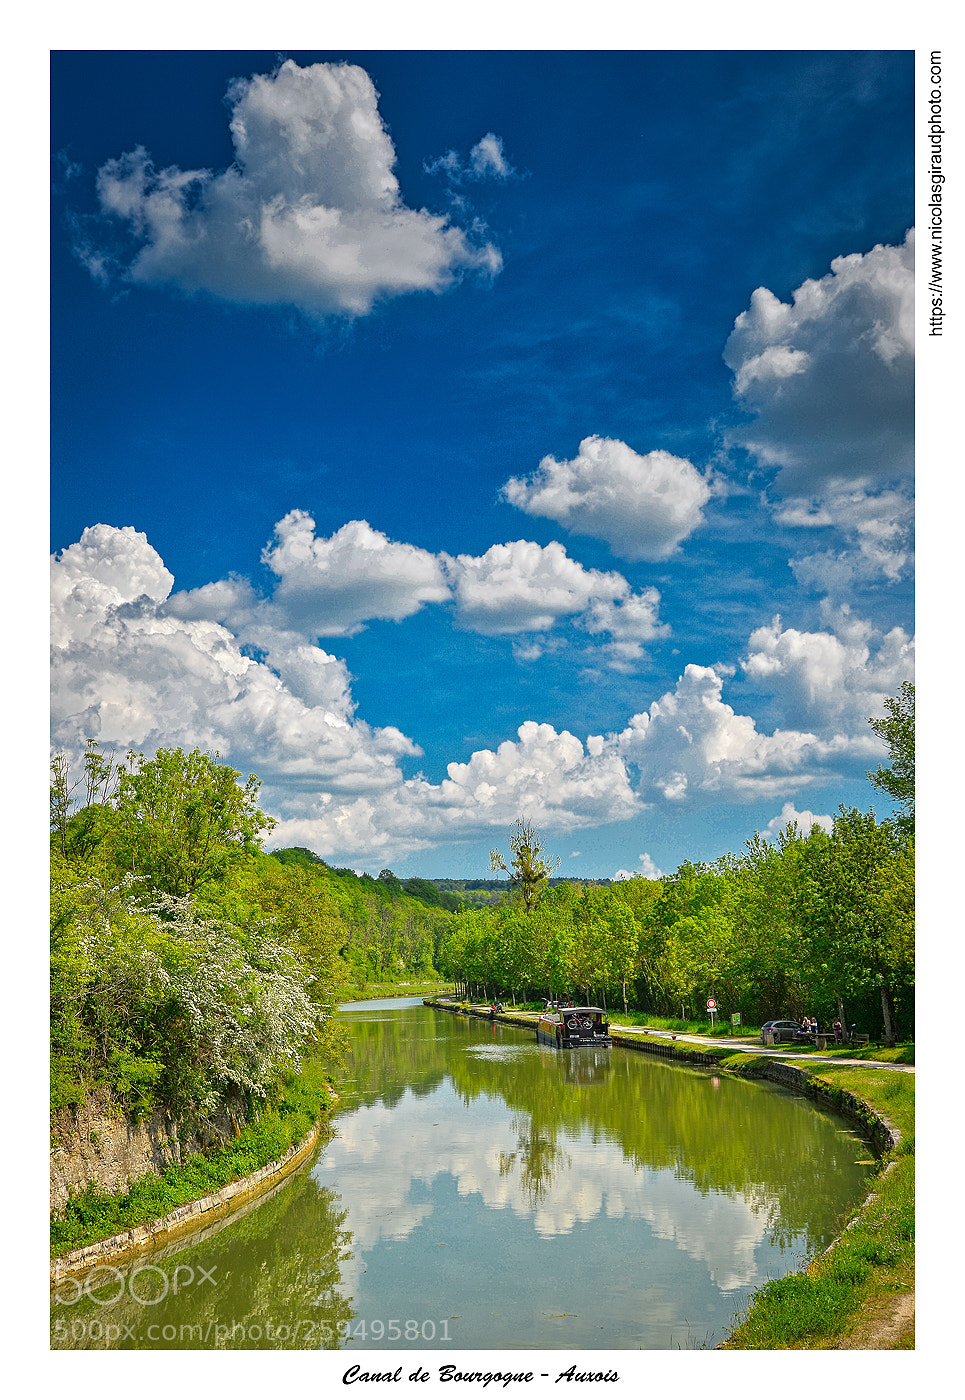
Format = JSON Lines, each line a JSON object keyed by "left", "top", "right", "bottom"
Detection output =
{"left": 536, "top": 1006, "right": 612, "bottom": 1048}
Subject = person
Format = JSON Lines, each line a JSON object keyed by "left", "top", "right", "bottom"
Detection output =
{"left": 832, "top": 1017, "right": 843, "bottom": 1043}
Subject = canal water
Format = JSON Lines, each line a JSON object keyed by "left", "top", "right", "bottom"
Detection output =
{"left": 51, "top": 997, "right": 875, "bottom": 1351}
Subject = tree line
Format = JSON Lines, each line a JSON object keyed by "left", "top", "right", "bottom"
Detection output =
{"left": 438, "top": 684, "right": 914, "bottom": 1043}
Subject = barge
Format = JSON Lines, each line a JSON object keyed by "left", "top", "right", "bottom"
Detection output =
{"left": 536, "top": 1006, "right": 612, "bottom": 1048}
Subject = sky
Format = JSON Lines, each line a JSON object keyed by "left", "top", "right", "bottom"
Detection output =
{"left": 49, "top": 47, "right": 916, "bottom": 880}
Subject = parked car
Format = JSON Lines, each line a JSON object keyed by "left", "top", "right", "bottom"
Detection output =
{"left": 760, "top": 1019, "right": 802, "bottom": 1044}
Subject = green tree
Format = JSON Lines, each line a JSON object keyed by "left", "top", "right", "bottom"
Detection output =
{"left": 490, "top": 819, "right": 560, "bottom": 914}
{"left": 796, "top": 807, "right": 910, "bottom": 1045}
{"left": 50, "top": 740, "right": 122, "bottom": 860}
{"left": 113, "top": 747, "right": 274, "bottom": 897}
{"left": 868, "top": 680, "right": 915, "bottom": 835}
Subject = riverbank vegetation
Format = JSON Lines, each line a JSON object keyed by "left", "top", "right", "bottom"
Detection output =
{"left": 720, "top": 1062, "right": 914, "bottom": 1349}
{"left": 50, "top": 745, "right": 460, "bottom": 1137}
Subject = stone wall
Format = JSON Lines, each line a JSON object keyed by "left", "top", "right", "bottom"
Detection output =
{"left": 51, "top": 1123, "right": 322, "bottom": 1276}
{"left": 744, "top": 1058, "right": 902, "bottom": 1151}
{"left": 50, "top": 1088, "right": 246, "bottom": 1216}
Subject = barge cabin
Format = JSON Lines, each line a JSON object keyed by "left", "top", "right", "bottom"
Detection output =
{"left": 537, "top": 1006, "right": 612, "bottom": 1048}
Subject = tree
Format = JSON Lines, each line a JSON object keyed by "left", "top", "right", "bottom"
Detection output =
{"left": 50, "top": 739, "right": 121, "bottom": 859}
{"left": 490, "top": 819, "right": 560, "bottom": 914}
{"left": 868, "top": 681, "right": 915, "bottom": 835}
{"left": 796, "top": 807, "right": 909, "bottom": 1045}
{"left": 113, "top": 747, "right": 274, "bottom": 897}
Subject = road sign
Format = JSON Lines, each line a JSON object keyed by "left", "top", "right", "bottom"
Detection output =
{"left": 706, "top": 998, "right": 717, "bottom": 1011}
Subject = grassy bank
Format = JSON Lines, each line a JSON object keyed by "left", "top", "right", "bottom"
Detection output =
{"left": 718, "top": 1060, "right": 914, "bottom": 1349}
{"left": 51, "top": 1060, "right": 335, "bottom": 1259}
{"left": 335, "top": 979, "right": 452, "bottom": 1002}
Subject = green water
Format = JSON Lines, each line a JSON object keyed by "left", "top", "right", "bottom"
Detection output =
{"left": 51, "top": 998, "right": 875, "bottom": 1351}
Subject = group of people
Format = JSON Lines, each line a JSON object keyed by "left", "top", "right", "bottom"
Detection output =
{"left": 801, "top": 1015, "right": 848, "bottom": 1043}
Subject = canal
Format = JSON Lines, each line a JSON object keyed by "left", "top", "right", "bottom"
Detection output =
{"left": 51, "top": 997, "right": 876, "bottom": 1351}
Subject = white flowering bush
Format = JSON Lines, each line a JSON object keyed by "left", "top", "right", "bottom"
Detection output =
{"left": 51, "top": 866, "right": 321, "bottom": 1118}
{"left": 149, "top": 894, "right": 320, "bottom": 1114}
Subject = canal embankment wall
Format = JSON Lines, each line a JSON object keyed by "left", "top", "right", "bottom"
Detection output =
{"left": 50, "top": 1086, "right": 252, "bottom": 1217}
{"left": 50, "top": 1119, "right": 323, "bottom": 1280}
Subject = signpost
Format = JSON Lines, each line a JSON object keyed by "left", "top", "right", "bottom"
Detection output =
{"left": 706, "top": 997, "right": 716, "bottom": 1028}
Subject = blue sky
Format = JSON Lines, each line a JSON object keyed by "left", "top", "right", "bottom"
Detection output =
{"left": 50, "top": 48, "right": 915, "bottom": 878}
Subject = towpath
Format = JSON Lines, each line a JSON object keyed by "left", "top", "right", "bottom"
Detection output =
{"left": 445, "top": 1001, "right": 915, "bottom": 1073}
{"left": 611, "top": 1023, "right": 915, "bottom": 1072}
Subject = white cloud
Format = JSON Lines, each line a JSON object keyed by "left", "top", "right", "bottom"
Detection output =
{"left": 469, "top": 133, "right": 515, "bottom": 180}
{"left": 50, "top": 524, "right": 174, "bottom": 647}
{"left": 442, "top": 538, "right": 666, "bottom": 643}
{"left": 425, "top": 132, "right": 517, "bottom": 184}
{"left": 52, "top": 526, "right": 903, "bottom": 868}
{"left": 501, "top": 436, "right": 711, "bottom": 561}
{"left": 262, "top": 512, "right": 451, "bottom": 637}
{"left": 610, "top": 664, "right": 861, "bottom": 804}
{"left": 167, "top": 513, "right": 455, "bottom": 643}
{"left": 81, "top": 60, "right": 501, "bottom": 319}
{"left": 170, "top": 520, "right": 668, "bottom": 664}
{"left": 436, "top": 720, "right": 638, "bottom": 828}
{"left": 724, "top": 231, "right": 914, "bottom": 493}
{"left": 614, "top": 853, "right": 665, "bottom": 881}
{"left": 742, "top": 610, "right": 914, "bottom": 731}
{"left": 779, "top": 486, "right": 914, "bottom": 592}
{"left": 51, "top": 524, "right": 420, "bottom": 798}
{"left": 762, "top": 802, "right": 834, "bottom": 841}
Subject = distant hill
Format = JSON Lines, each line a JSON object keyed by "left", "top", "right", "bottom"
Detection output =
{"left": 267, "top": 853, "right": 613, "bottom": 911}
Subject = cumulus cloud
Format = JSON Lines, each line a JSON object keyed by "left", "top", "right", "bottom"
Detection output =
{"left": 53, "top": 526, "right": 902, "bottom": 867}
{"left": 724, "top": 231, "right": 914, "bottom": 494}
{"left": 442, "top": 538, "right": 667, "bottom": 643}
{"left": 779, "top": 486, "right": 914, "bottom": 592}
{"left": 51, "top": 524, "right": 421, "bottom": 800}
{"left": 501, "top": 436, "right": 711, "bottom": 562}
{"left": 614, "top": 853, "right": 665, "bottom": 881}
{"left": 264, "top": 719, "right": 641, "bottom": 862}
{"left": 611, "top": 664, "right": 851, "bottom": 803}
{"left": 262, "top": 512, "right": 451, "bottom": 636}
{"left": 761, "top": 802, "right": 833, "bottom": 841}
{"left": 167, "top": 514, "right": 451, "bottom": 642}
{"left": 742, "top": 609, "right": 914, "bottom": 732}
{"left": 171, "top": 519, "right": 668, "bottom": 664}
{"left": 78, "top": 60, "right": 501, "bottom": 319}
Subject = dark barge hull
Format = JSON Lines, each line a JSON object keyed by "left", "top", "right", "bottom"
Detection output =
{"left": 536, "top": 1007, "right": 612, "bottom": 1048}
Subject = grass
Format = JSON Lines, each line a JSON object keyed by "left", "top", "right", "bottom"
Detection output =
{"left": 335, "top": 979, "right": 452, "bottom": 1002}
{"left": 50, "top": 1060, "right": 335, "bottom": 1259}
{"left": 719, "top": 1064, "right": 914, "bottom": 1349}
